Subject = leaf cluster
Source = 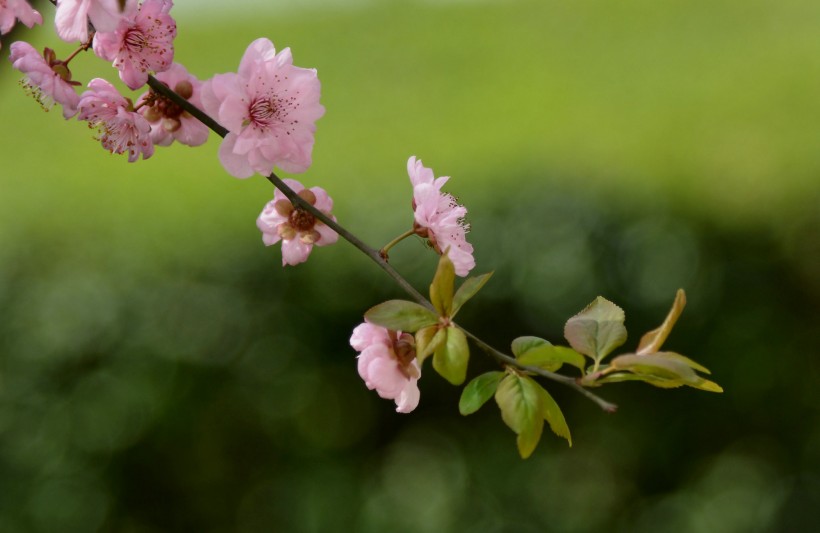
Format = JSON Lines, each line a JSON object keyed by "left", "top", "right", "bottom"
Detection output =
{"left": 365, "top": 256, "right": 722, "bottom": 459}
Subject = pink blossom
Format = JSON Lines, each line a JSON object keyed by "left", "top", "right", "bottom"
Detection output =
{"left": 256, "top": 179, "right": 338, "bottom": 266}
{"left": 408, "top": 156, "right": 475, "bottom": 276}
{"left": 55, "top": 0, "right": 130, "bottom": 43}
{"left": 351, "top": 322, "right": 421, "bottom": 413}
{"left": 77, "top": 78, "right": 154, "bottom": 162}
{"left": 200, "top": 38, "right": 325, "bottom": 178}
{"left": 0, "top": 0, "right": 42, "bottom": 35}
{"left": 92, "top": 0, "right": 176, "bottom": 90}
{"left": 136, "top": 62, "right": 208, "bottom": 147}
{"left": 9, "top": 42, "right": 81, "bottom": 119}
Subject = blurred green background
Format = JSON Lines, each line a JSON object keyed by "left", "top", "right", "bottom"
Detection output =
{"left": 1, "top": 0, "right": 819, "bottom": 531}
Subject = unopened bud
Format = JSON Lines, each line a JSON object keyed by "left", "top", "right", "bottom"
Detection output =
{"left": 297, "top": 188, "right": 316, "bottom": 205}
{"left": 143, "top": 106, "right": 161, "bottom": 122}
{"left": 274, "top": 199, "right": 293, "bottom": 217}
{"left": 174, "top": 80, "right": 194, "bottom": 100}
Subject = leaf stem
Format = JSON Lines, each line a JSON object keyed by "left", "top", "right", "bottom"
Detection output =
{"left": 145, "top": 75, "right": 618, "bottom": 413}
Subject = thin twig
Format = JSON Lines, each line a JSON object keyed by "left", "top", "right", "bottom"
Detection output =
{"left": 145, "top": 75, "right": 617, "bottom": 412}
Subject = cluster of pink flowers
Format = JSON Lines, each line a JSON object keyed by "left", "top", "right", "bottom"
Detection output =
{"left": 3, "top": 1, "right": 484, "bottom": 415}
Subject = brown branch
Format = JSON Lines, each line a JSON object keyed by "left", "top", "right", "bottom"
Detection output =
{"left": 145, "top": 75, "right": 617, "bottom": 412}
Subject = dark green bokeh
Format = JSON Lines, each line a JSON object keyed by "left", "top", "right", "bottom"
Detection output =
{"left": 1, "top": 1, "right": 818, "bottom": 531}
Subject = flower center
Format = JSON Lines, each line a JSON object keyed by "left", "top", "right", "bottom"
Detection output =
{"left": 288, "top": 208, "right": 316, "bottom": 232}
{"left": 249, "top": 97, "right": 277, "bottom": 127}
{"left": 124, "top": 28, "right": 149, "bottom": 52}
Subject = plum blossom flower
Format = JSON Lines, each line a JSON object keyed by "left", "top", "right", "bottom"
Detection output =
{"left": 256, "top": 179, "right": 338, "bottom": 266}
{"left": 200, "top": 37, "right": 325, "bottom": 178}
{"left": 136, "top": 62, "right": 208, "bottom": 146}
{"left": 77, "top": 78, "right": 154, "bottom": 162}
{"left": 408, "top": 156, "right": 475, "bottom": 276}
{"left": 351, "top": 321, "right": 421, "bottom": 413}
{"left": 0, "top": 0, "right": 42, "bottom": 36}
{"left": 55, "top": 0, "right": 129, "bottom": 43}
{"left": 92, "top": 0, "right": 176, "bottom": 90}
{"left": 9, "top": 42, "right": 81, "bottom": 119}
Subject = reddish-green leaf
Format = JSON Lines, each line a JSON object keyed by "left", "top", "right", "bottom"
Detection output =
{"left": 459, "top": 371, "right": 504, "bottom": 415}
{"left": 451, "top": 272, "right": 493, "bottom": 317}
{"left": 564, "top": 297, "right": 627, "bottom": 363}
{"left": 365, "top": 300, "right": 438, "bottom": 332}
{"left": 430, "top": 254, "right": 455, "bottom": 316}
{"left": 637, "top": 289, "right": 687, "bottom": 355}
{"left": 432, "top": 326, "right": 470, "bottom": 385}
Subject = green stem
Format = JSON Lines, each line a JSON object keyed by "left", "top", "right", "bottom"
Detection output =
{"left": 380, "top": 228, "right": 416, "bottom": 259}
{"left": 145, "top": 75, "right": 617, "bottom": 413}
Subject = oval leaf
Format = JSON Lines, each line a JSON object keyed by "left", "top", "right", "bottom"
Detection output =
{"left": 432, "top": 326, "right": 470, "bottom": 385}
{"left": 495, "top": 374, "right": 544, "bottom": 459}
{"left": 365, "top": 300, "right": 438, "bottom": 332}
{"left": 564, "top": 297, "right": 627, "bottom": 363}
{"left": 451, "top": 272, "right": 493, "bottom": 317}
{"left": 530, "top": 378, "right": 572, "bottom": 446}
{"left": 459, "top": 371, "right": 504, "bottom": 415}
{"left": 430, "top": 254, "right": 455, "bottom": 316}
{"left": 511, "top": 336, "right": 551, "bottom": 358}
{"left": 637, "top": 289, "right": 686, "bottom": 355}
{"left": 612, "top": 353, "right": 697, "bottom": 382}
{"left": 518, "top": 345, "right": 587, "bottom": 373}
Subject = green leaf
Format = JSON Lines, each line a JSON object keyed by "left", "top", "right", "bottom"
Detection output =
{"left": 511, "top": 336, "right": 551, "bottom": 358}
{"left": 364, "top": 300, "right": 438, "bottom": 332}
{"left": 690, "top": 377, "right": 724, "bottom": 393}
{"left": 495, "top": 374, "right": 544, "bottom": 459}
{"left": 657, "top": 352, "right": 712, "bottom": 374}
{"left": 637, "top": 289, "right": 686, "bottom": 355}
{"left": 611, "top": 353, "right": 698, "bottom": 382}
{"left": 564, "top": 296, "right": 627, "bottom": 363}
{"left": 432, "top": 326, "right": 470, "bottom": 385}
{"left": 531, "top": 379, "right": 572, "bottom": 446}
{"left": 430, "top": 254, "right": 455, "bottom": 316}
{"left": 518, "top": 345, "right": 587, "bottom": 373}
{"left": 451, "top": 272, "right": 493, "bottom": 317}
{"left": 415, "top": 326, "right": 445, "bottom": 365}
{"left": 594, "top": 372, "right": 686, "bottom": 388}
{"left": 459, "top": 371, "right": 504, "bottom": 415}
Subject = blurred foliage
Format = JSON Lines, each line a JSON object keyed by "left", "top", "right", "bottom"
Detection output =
{"left": 1, "top": 0, "right": 819, "bottom": 531}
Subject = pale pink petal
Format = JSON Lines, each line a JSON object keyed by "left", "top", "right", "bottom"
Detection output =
{"left": 280, "top": 238, "right": 312, "bottom": 266}
{"left": 217, "top": 133, "right": 254, "bottom": 179}
{"left": 365, "top": 356, "right": 406, "bottom": 398}
{"left": 350, "top": 322, "right": 391, "bottom": 352}
{"left": 313, "top": 222, "right": 338, "bottom": 247}
{"left": 395, "top": 378, "right": 421, "bottom": 413}
{"left": 0, "top": 0, "right": 42, "bottom": 33}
